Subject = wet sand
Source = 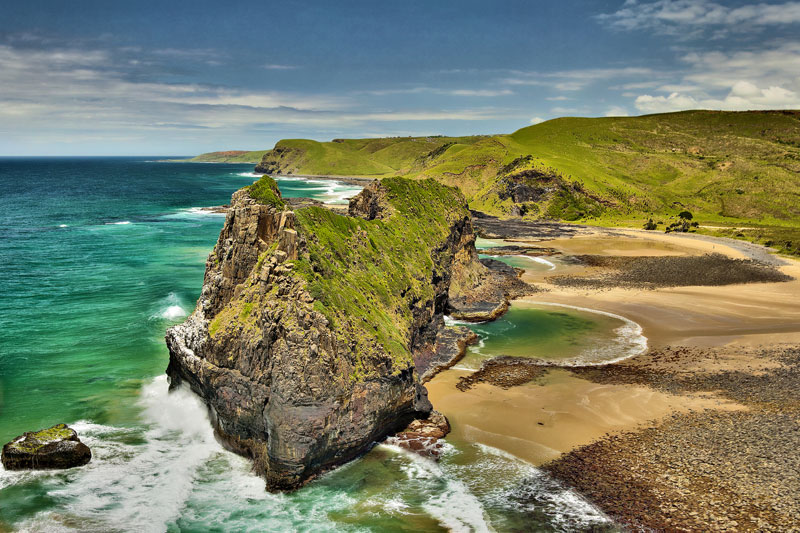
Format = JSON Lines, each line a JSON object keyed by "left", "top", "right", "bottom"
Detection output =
{"left": 512, "top": 231, "right": 800, "bottom": 347}
{"left": 427, "top": 367, "right": 741, "bottom": 466}
{"left": 428, "top": 227, "right": 800, "bottom": 530}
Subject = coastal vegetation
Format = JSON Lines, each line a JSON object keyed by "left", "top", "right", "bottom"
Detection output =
{"left": 248, "top": 110, "right": 800, "bottom": 255}
{"left": 165, "top": 176, "right": 508, "bottom": 489}
{"left": 293, "top": 177, "right": 470, "bottom": 369}
{"left": 169, "top": 150, "right": 270, "bottom": 163}
{"left": 246, "top": 174, "right": 286, "bottom": 209}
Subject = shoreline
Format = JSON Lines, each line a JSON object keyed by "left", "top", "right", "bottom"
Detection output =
{"left": 271, "top": 173, "right": 378, "bottom": 187}
{"left": 428, "top": 221, "right": 800, "bottom": 531}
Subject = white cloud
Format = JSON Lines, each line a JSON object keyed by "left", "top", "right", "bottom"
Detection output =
{"left": 681, "top": 43, "right": 800, "bottom": 88}
{"left": 263, "top": 64, "right": 300, "bottom": 70}
{"left": 530, "top": 116, "right": 545, "bottom": 124}
{"left": 627, "top": 42, "right": 800, "bottom": 112}
{"left": 361, "top": 87, "right": 513, "bottom": 97}
{"left": 634, "top": 92, "right": 700, "bottom": 113}
{"left": 449, "top": 89, "right": 513, "bottom": 97}
{"left": 504, "top": 67, "right": 652, "bottom": 91}
{"left": 604, "top": 106, "right": 630, "bottom": 116}
{"left": 0, "top": 43, "right": 517, "bottom": 152}
{"left": 635, "top": 84, "right": 800, "bottom": 112}
{"left": 598, "top": 0, "right": 800, "bottom": 35}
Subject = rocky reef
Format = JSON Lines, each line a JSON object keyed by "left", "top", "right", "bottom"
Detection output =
{"left": 166, "top": 176, "right": 525, "bottom": 490}
{"left": 2, "top": 424, "right": 91, "bottom": 470}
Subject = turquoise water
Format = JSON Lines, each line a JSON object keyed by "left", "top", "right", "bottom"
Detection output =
{"left": 453, "top": 303, "right": 648, "bottom": 370}
{"left": 0, "top": 159, "right": 613, "bottom": 531}
{"left": 478, "top": 253, "right": 557, "bottom": 271}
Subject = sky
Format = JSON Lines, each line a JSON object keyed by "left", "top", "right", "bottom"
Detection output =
{"left": 2, "top": 0, "right": 800, "bottom": 155}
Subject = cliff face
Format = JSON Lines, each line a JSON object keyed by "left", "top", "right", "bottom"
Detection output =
{"left": 166, "top": 176, "right": 511, "bottom": 490}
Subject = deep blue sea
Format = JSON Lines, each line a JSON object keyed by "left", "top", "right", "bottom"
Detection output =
{"left": 0, "top": 158, "right": 613, "bottom": 532}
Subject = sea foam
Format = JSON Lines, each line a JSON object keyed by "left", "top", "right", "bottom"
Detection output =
{"left": 151, "top": 292, "right": 189, "bottom": 320}
{"left": 519, "top": 301, "right": 649, "bottom": 365}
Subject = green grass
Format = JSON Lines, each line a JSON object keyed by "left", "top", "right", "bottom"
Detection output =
{"left": 9, "top": 424, "right": 73, "bottom": 453}
{"left": 207, "top": 177, "right": 471, "bottom": 381}
{"left": 171, "top": 150, "right": 270, "bottom": 163}
{"left": 253, "top": 110, "right": 800, "bottom": 255}
{"left": 247, "top": 175, "right": 286, "bottom": 209}
{"left": 291, "top": 178, "right": 469, "bottom": 379}
{"left": 258, "top": 136, "right": 488, "bottom": 176}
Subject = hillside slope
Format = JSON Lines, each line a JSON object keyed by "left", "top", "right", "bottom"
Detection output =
{"left": 254, "top": 111, "right": 800, "bottom": 254}
{"left": 254, "top": 136, "right": 487, "bottom": 176}
{"left": 173, "top": 150, "right": 270, "bottom": 163}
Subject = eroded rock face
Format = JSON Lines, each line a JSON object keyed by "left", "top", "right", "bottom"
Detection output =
{"left": 348, "top": 182, "right": 389, "bottom": 220}
{"left": 447, "top": 257, "right": 534, "bottom": 322}
{"left": 2, "top": 424, "right": 91, "bottom": 470}
{"left": 166, "top": 177, "right": 524, "bottom": 490}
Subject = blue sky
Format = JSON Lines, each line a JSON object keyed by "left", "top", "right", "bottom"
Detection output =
{"left": 2, "top": 0, "right": 800, "bottom": 155}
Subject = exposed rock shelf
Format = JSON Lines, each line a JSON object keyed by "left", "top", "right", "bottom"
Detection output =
{"left": 166, "top": 176, "right": 527, "bottom": 490}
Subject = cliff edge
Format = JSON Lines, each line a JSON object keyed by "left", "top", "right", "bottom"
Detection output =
{"left": 165, "top": 176, "right": 526, "bottom": 490}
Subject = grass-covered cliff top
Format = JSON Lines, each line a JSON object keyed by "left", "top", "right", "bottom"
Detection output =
{"left": 291, "top": 178, "right": 469, "bottom": 378}
{"left": 247, "top": 175, "right": 286, "bottom": 209}
{"left": 257, "top": 136, "right": 488, "bottom": 176}
{"left": 254, "top": 110, "right": 800, "bottom": 255}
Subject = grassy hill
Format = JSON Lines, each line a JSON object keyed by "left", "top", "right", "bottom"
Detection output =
{"left": 254, "top": 136, "right": 488, "bottom": 176}
{"left": 171, "top": 150, "right": 270, "bottom": 163}
{"left": 255, "top": 111, "right": 800, "bottom": 255}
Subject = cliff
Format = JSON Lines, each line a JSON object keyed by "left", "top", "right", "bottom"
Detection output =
{"left": 252, "top": 111, "right": 800, "bottom": 256}
{"left": 165, "top": 176, "right": 525, "bottom": 490}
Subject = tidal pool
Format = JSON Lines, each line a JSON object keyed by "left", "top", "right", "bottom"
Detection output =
{"left": 451, "top": 302, "right": 647, "bottom": 369}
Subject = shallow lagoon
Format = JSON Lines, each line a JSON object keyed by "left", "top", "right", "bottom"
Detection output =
{"left": 457, "top": 302, "right": 647, "bottom": 369}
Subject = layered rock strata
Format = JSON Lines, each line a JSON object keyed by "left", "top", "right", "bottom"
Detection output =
{"left": 166, "top": 176, "right": 526, "bottom": 490}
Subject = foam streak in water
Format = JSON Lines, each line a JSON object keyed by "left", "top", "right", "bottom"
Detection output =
{"left": 381, "top": 444, "right": 494, "bottom": 533}
{"left": 15, "top": 377, "right": 229, "bottom": 532}
{"left": 519, "top": 301, "right": 648, "bottom": 365}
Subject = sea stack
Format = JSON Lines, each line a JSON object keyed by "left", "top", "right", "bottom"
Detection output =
{"left": 2, "top": 424, "right": 92, "bottom": 470}
{"left": 166, "top": 176, "right": 527, "bottom": 490}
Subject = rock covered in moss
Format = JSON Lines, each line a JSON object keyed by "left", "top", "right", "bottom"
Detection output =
{"left": 2, "top": 424, "right": 91, "bottom": 470}
{"left": 166, "top": 177, "right": 530, "bottom": 490}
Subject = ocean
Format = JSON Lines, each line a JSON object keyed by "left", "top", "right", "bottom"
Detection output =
{"left": 0, "top": 158, "right": 613, "bottom": 532}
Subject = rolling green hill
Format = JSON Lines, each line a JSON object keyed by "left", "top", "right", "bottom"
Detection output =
{"left": 254, "top": 136, "right": 488, "bottom": 176}
{"left": 255, "top": 111, "right": 800, "bottom": 255}
{"left": 171, "top": 150, "right": 270, "bottom": 163}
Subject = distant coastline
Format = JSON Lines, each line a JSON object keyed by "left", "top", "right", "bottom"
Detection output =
{"left": 162, "top": 150, "right": 268, "bottom": 164}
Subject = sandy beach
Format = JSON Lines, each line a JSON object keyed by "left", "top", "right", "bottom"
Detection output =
{"left": 428, "top": 224, "right": 800, "bottom": 531}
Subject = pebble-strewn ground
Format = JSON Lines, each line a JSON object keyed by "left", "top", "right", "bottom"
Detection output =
{"left": 542, "top": 345, "right": 800, "bottom": 532}
{"left": 549, "top": 254, "right": 793, "bottom": 289}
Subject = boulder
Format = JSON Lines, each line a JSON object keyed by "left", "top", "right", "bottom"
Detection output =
{"left": 2, "top": 424, "right": 91, "bottom": 470}
{"left": 387, "top": 411, "right": 452, "bottom": 460}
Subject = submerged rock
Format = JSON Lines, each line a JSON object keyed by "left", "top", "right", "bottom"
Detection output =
{"left": 166, "top": 176, "right": 529, "bottom": 490}
{"left": 2, "top": 424, "right": 91, "bottom": 470}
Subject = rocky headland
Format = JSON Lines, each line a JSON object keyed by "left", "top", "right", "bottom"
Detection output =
{"left": 166, "top": 176, "right": 528, "bottom": 490}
